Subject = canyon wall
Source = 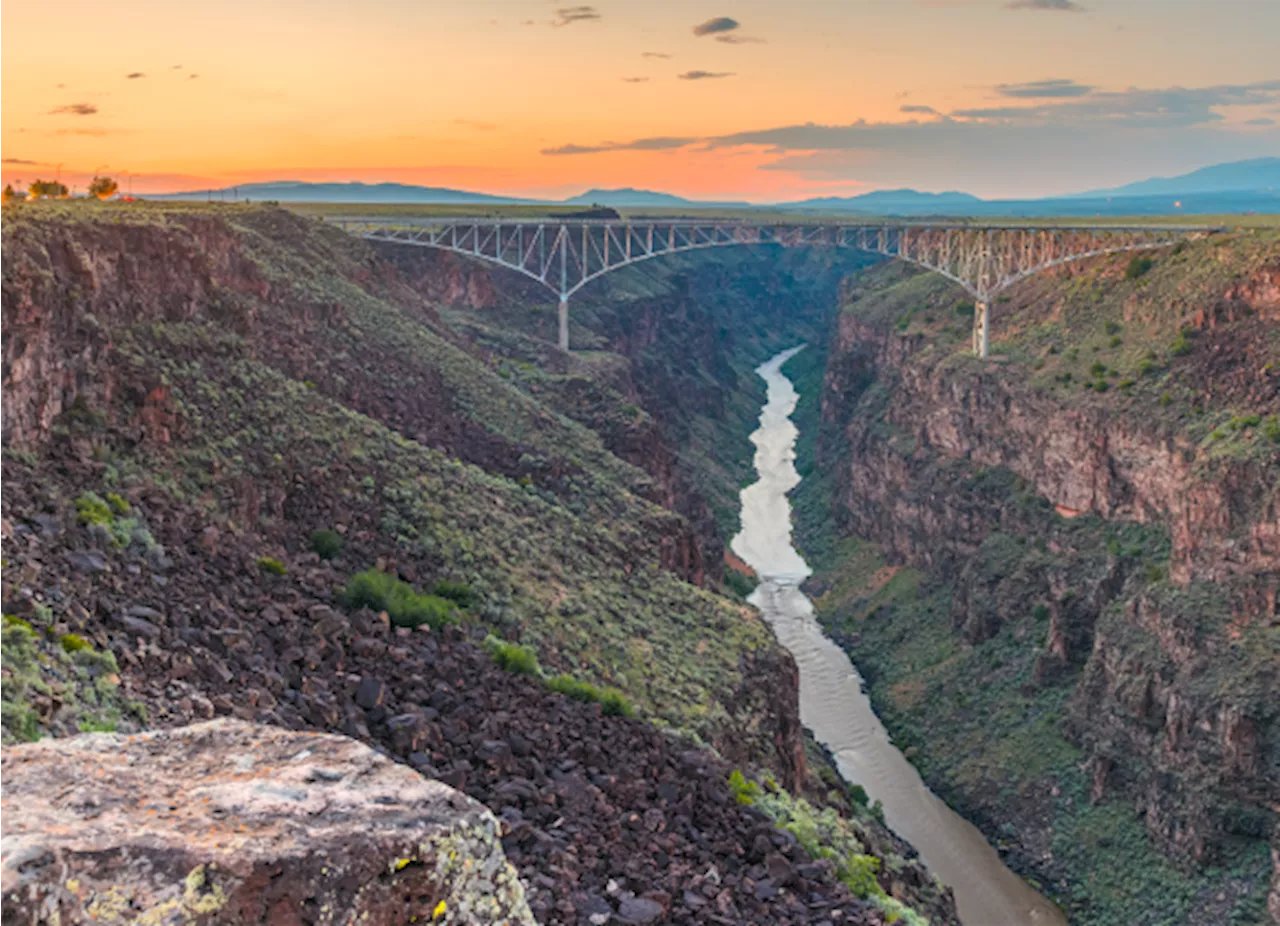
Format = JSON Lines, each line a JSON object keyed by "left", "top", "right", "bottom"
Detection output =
{"left": 804, "top": 239, "right": 1279, "bottom": 926}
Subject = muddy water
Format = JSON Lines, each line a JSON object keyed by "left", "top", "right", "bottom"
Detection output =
{"left": 730, "top": 346, "right": 1068, "bottom": 926}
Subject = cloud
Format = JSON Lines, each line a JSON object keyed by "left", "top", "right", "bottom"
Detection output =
{"left": 49, "top": 103, "right": 98, "bottom": 116}
{"left": 678, "top": 70, "right": 734, "bottom": 80}
{"left": 1245, "top": 117, "right": 1277, "bottom": 125}
{"left": 621, "top": 77, "right": 650, "bottom": 83}
{"left": 2, "top": 157, "right": 39, "bottom": 165}
{"left": 189, "top": 74, "right": 199, "bottom": 79}
{"left": 542, "top": 136, "right": 697, "bottom": 156}
{"left": 172, "top": 64, "right": 183, "bottom": 69}
{"left": 693, "top": 16, "right": 739, "bottom": 36}
{"left": 552, "top": 6, "right": 600, "bottom": 27}
{"left": 996, "top": 78, "right": 1093, "bottom": 98}
{"left": 127, "top": 72, "right": 146, "bottom": 79}
{"left": 1007, "top": 0, "right": 1084, "bottom": 9}
{"left": 541, "top": 79, "right": 1280, "bottom": 170}
{"left": 950, "top": 79, "right": 1280, "bottom": 128}
{"left": 641, "top": 51, "right": 671, "bottom": 58}
{"left": 716, "top": 34, "right": 764, "bottom": 44}
{"left": 54, "top": 128, "right": 116, "bottom": 136}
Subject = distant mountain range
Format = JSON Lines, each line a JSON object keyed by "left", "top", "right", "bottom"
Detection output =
{"left": 562, "top": 188, "right": 750, "bottom": 208}
{"left": 786, "top": 189, "right": 984, "bottom": 213}
{"left": 150, "top": 180, "right": 536, "bottom": 205}
{"left": 148, "top": 158, "right": 1280, "bottom": 215}
{"left": 1071, "top": 157, "right": 1280, "bottom": 199}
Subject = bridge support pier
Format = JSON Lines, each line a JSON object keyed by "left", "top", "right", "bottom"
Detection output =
{"left": 558, "top": 295, "right": 570, "bottom": 351}
{"left": 973, "top": 299, "right": 990, "bottom": 358}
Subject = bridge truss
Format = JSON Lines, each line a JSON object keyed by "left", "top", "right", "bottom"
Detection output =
{"left": 337, "top": 218, "right": 1216, "bottom": 356}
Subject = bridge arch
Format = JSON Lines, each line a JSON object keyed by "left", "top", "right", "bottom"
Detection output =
{"left": 338, "top": 218, "right": 1214, "bottom": 356}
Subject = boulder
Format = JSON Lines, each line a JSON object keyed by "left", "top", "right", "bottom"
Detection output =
{"left": 0, "top": 719, "right": 537, "bottom": 925}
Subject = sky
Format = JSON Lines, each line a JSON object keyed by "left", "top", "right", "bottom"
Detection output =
{"left": 2, "top": 0, "right": 1279, "bottom": 201}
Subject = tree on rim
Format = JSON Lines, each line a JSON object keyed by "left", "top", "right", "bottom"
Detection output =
{"left": 89, "top": 176, "right": 119, "bottom": 200}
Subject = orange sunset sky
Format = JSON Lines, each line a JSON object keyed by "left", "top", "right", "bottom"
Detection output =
{"left": 3, "top": 0, "right": 1279, "bottom": 201}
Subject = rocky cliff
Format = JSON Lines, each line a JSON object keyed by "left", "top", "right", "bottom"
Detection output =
{"left": 800, "top": 235, "right": 1280, "bottom": 926}
{"left": 1, "top": 201, "right": 956, "bottom": 926}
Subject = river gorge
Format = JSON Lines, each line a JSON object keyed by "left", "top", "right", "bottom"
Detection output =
{"left": 732, "top": 346, "right": 1068, "bottom": 926}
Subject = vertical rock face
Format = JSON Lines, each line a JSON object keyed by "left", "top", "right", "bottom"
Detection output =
{"left": 812, "top": 251, "right": 1279, "bottom": 919}
{"left": 1, "top": 719, "right": 536, "bottom": 926}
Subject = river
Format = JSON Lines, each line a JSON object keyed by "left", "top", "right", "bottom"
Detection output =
{"left": 730, "top": 346, "right": 1068, "bottom": 926}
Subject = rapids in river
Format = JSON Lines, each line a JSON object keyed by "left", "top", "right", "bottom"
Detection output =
{"left": 730, "top": 346, "right": 1068, "bottom": 926}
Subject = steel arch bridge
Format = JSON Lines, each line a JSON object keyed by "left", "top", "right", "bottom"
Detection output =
{"left": 334, "top": 217, "right": 1218, "bottom": 356}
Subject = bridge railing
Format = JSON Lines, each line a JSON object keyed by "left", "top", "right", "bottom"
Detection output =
{"left": 331, "top": 216, "right": 1220, "bottom": 355}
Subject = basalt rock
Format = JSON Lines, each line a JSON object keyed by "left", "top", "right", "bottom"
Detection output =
{"left": 0, "top": 719, "right": 536, "bottom": 925}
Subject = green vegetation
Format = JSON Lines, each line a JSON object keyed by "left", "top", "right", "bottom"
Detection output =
{"left": 431, "top": 580, "right": 477, "bottom": 609}
{"left": 728, "top": 768, "right": 762, "bottom": 805}
{"left": 487, "top": 635, "right": 637, "bottom": 715}
{"left": 2, "top": 612, "right": 132, "bottom": 744}
{"left": 59, "top": 633, "right": 92, "bottom": 654}
{"left": 75, "top": 491, "right": 113, "bottom": 527}
{"left": 309, "top": 528, "right": 343, "bottom": 560}
{"left": 341, "top": 569, "right": 457, "bottom": 629}
{"left": 257, "top": 556, "right": 288, "bottom": 576}
{"left": 484, "top": 635, "right": 540, "bottom": 675}
{"left": 723, "top": 569, "right": 757, "bottom": 599}
{"left": 739, "top": 772, "right": 929, "bottom": 926}
{"left": 1124, "top": 255, "right": 1154, "bottom": 280}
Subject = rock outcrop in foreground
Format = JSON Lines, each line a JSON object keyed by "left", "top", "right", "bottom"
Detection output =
{"left": 0, "top": 719, "right": 535, "bottom": 925}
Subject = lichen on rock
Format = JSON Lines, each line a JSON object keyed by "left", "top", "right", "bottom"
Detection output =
{"left": 0, "top": 719, "right": 537, "bottom": 925}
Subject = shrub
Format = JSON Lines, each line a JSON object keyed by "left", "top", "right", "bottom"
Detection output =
{"left": 1032, "top": 603, "right": 1050, "bottom": 622}
{"left": 1109, "top": 336, "right": 1123, "bottom": 348}
{"left": 342, "top": 569, "right": 456, "bottom": 629}
{"left": 723, "top": 570, "right": 756, "bottom": 599}
{"left": 484, "top": 635, "right": 540, "bottom": 675}
{"left": 843, "top": 854, "right": 883, "bottom": 899}
{"left": 1119, "top": 378, "right": 1136, "bottom": 390}
{"left": 1125, "top": 256, "right": 1154, "bottom": 280}
{"left": 600, "top": 688, "right": 636, "bottom": 717}
{"left": 544, "top": 672, "right": 635, "bottom": 715}
{"left": 59, "top": 633, "right": 93, "bottom": 654}
{"left": 386, "top": 585, "right": 453, "bottom": 628}
{"left": 1104, "top": 321, "right": 1122, "bottom": 335}
{"left": 1262, "top": 416, "right": 1280, "bottom": 444}
{"left": 546, "top": 673, "right": 600, "bottom": 702}
{"left": 431, "top": 580, "right": 477, "bottom": 609}
{"left": 728, "top": 769, "right": 762, "bottom": 805}
{"left": 75, "top": 492, "right": 113, "bottom": 527}
{"left": 1137, "top": 359, "right": 1160, "bottom": 378}
{"left": 1159, "top": 391, "right": 1173, "bottom": 407}
{"left": 309, "top": 529, "right": 343, "bottom": 560}
{"left": 88, "top": 176, "right": 119, "bottom": 200}
{"left": 343, "top": 568, "right": 396, "bottom": 610}
{"left": 257, "top": 557, "right": 287, "bottom": 576}
{"left": 105, "top": 492, "right": 130, "bottom": 515}
{"left": 1170, "top": 332, "right": 1194, "bottom": 356}
{"left": 954, "top": 301, "right": 975, "bottom": 317}
{"left": 1090, "top": 362, "right": 1107, "bottom": 377}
